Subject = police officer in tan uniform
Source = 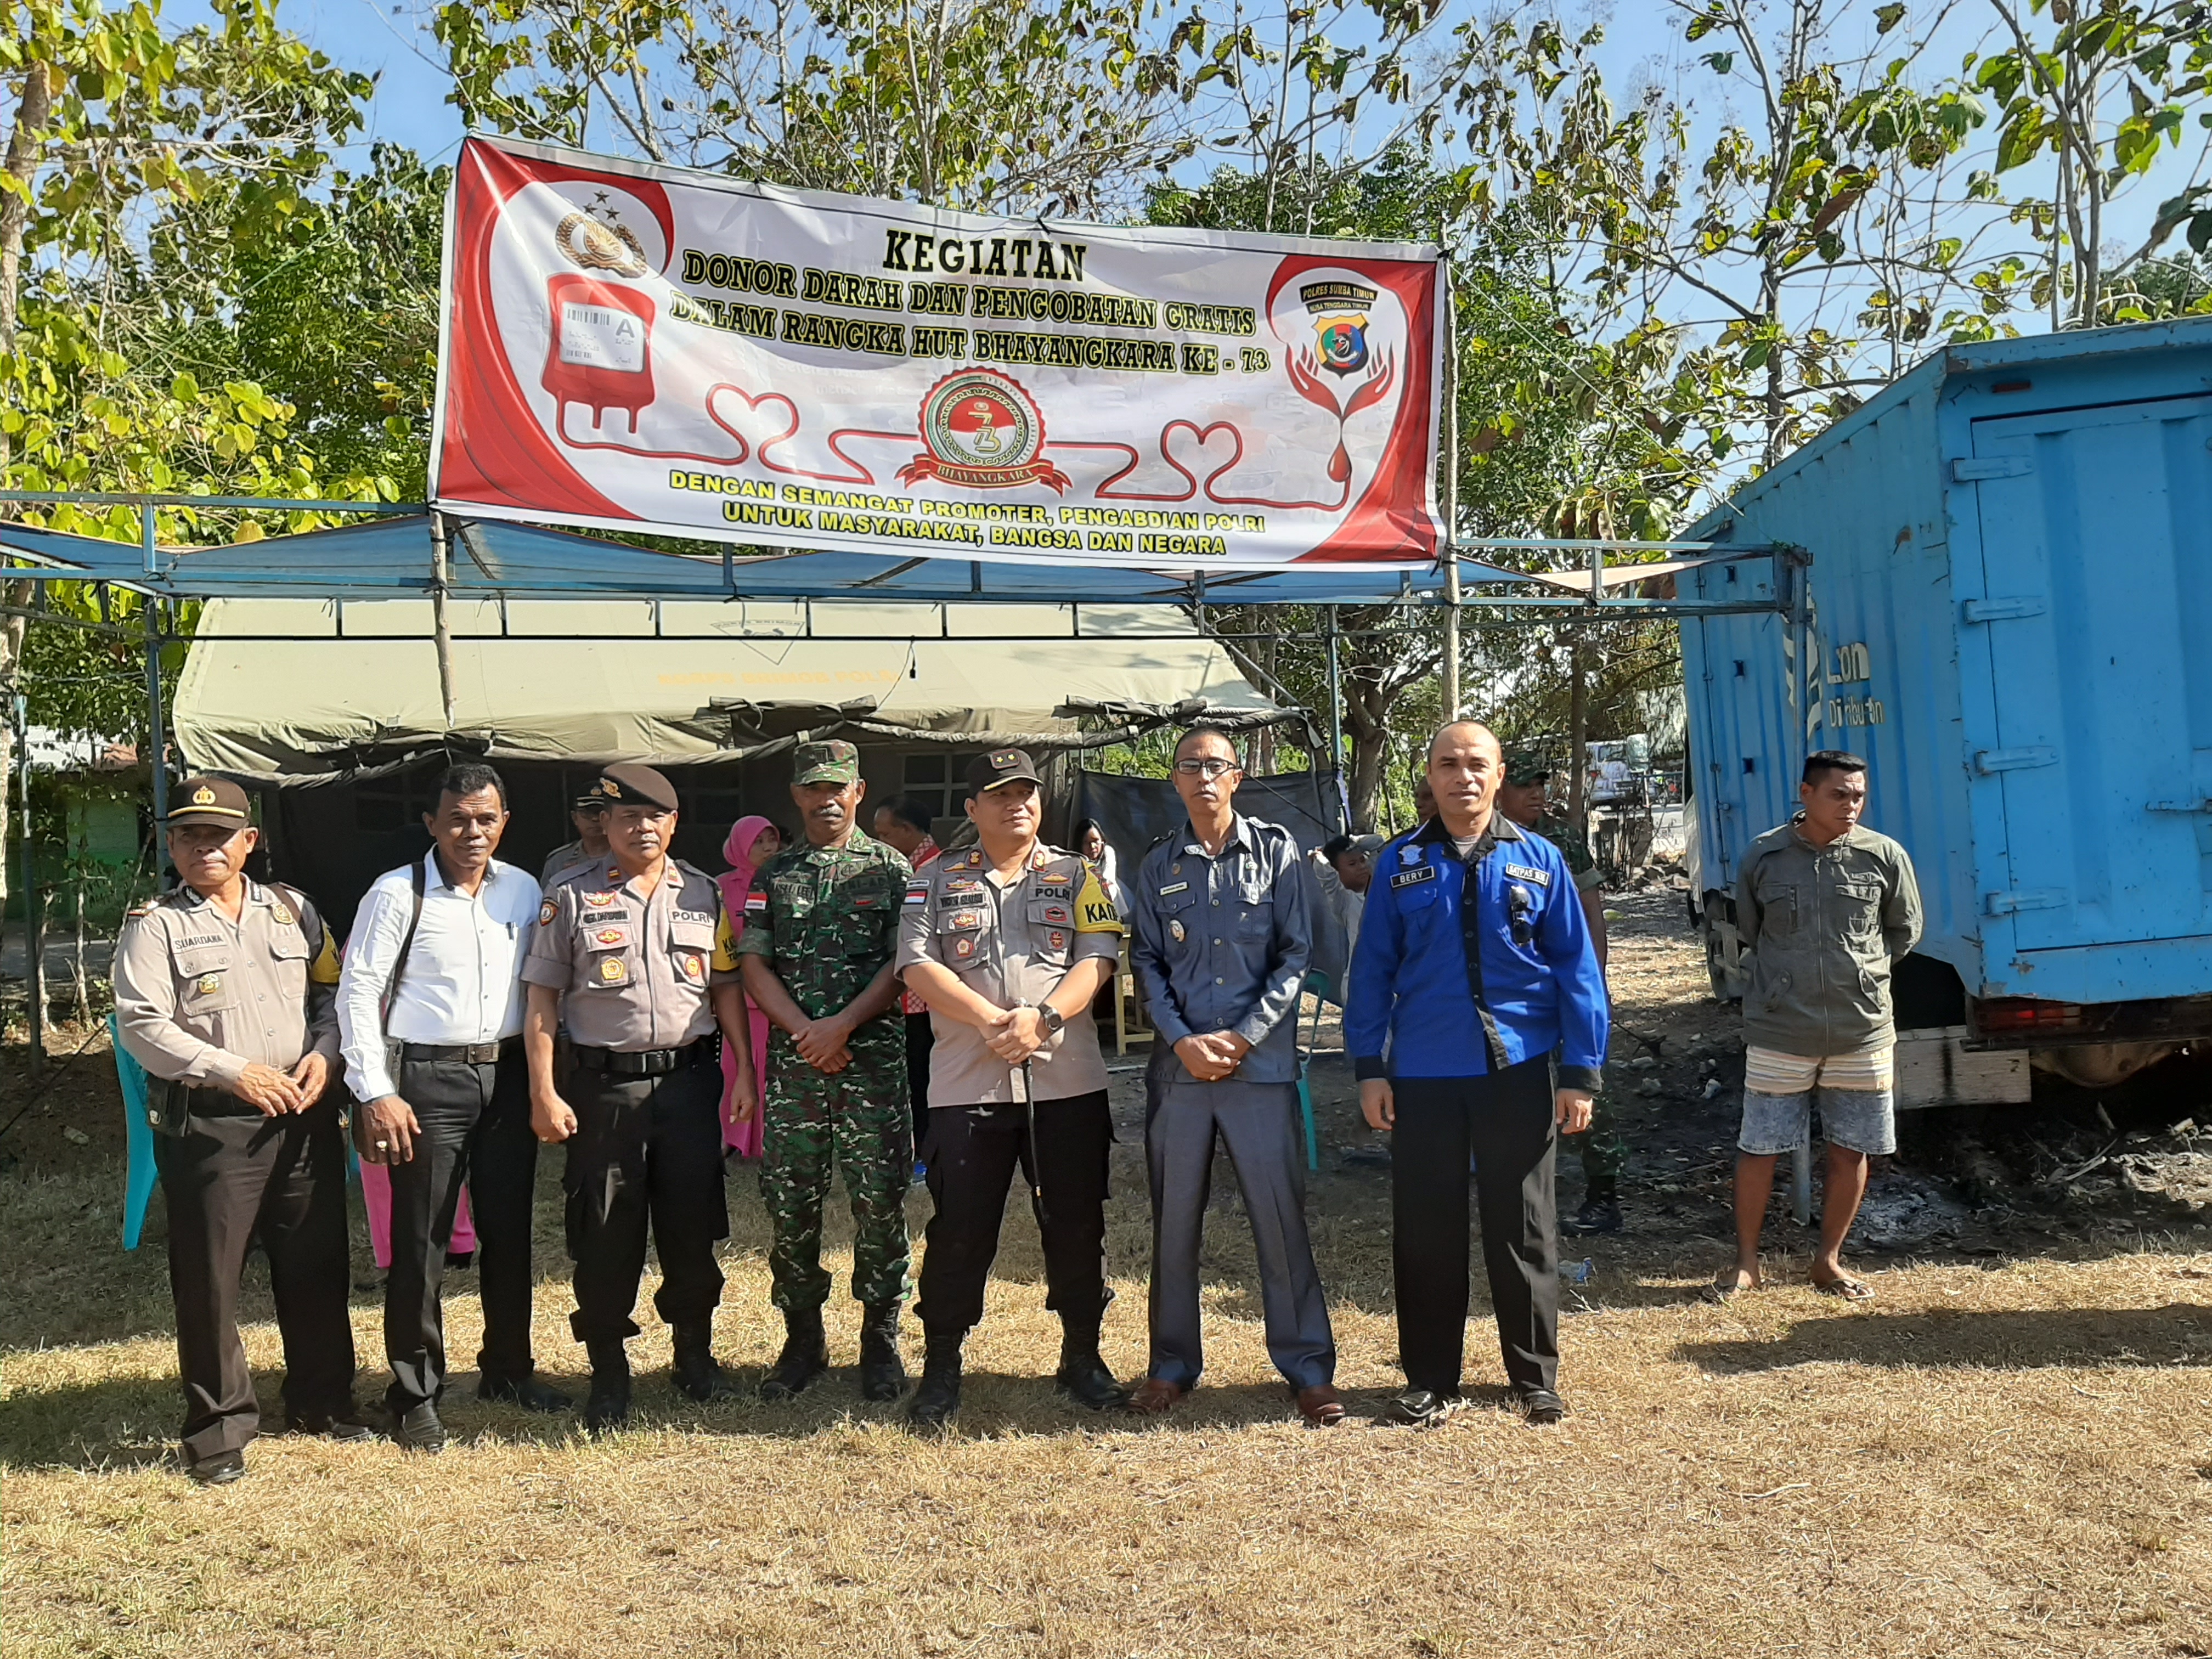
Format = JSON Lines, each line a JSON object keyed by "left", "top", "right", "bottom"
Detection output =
{"left": 896, "top": 749, "right": 1127, "bottom": 1429}
{"left": 113, "top": 777, "right": 366, "bottom": 1485}
{"left": 521, "top": 763, "right": 755, "bottom": 1432}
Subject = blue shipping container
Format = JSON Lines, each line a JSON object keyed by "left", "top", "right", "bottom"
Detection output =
{"left": 1681, "top": 316, "right": 2212, "bottom": 1077}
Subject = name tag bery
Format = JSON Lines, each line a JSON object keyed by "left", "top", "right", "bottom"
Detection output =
{"left": 1390, "top": 865, "right": 1438, "bottom": 889}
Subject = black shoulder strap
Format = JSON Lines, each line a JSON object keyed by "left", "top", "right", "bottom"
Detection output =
{"left": 381, "top": 859, "right": 428, "bottom": 1031}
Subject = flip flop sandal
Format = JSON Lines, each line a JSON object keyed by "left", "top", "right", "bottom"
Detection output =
{"left": 1709, "top": 1271, "right": 1758, "bottom": 1301}
{"left": 1812, "top": 1276, "right": 1874, "bottom": 1302}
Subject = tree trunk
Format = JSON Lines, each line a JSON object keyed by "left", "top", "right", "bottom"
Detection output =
{"left": 0, "top": 57, "right": 55, "bottom": 912}
{"left": 1347, "top": 719, "right": 1389, "bottom": 833}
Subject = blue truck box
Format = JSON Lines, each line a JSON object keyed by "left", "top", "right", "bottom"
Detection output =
{"left": 1681, "top": 316, "right": 2212, "bottom": 1094}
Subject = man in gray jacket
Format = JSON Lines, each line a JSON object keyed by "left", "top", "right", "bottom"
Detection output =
{"left": 1720, "top": 751, "right": 1921, "bottom": 1301}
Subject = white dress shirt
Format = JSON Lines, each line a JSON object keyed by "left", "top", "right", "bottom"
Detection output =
{"left": 337, "top": 850, "right": 542, "bottom": 1102}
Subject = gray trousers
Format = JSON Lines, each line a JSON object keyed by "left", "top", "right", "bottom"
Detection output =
{"left": 1144, "top": 1078, "right": 1335, "bottom": 1391}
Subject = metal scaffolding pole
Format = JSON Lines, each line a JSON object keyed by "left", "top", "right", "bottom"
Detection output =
{"left": 144, "top": 500, "right": 170, "bottom": 837}
{"left": 429, "top": 511, "right": 458, "bottom": 731}
{"left": 1438, "top": 257, "right": 1461, "bottom": 721}
{"left": 14, "top": 692, "right": 41, "bottom": 1075}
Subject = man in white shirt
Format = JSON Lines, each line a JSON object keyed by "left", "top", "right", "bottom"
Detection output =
{"left": 338, "top": 763, "right": 568, "bottom": 1450}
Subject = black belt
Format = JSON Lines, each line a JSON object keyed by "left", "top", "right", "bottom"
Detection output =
{"left": 399, "top": 1036, "right": 520, "bottom": 1065}
{"left": 573, "top": 1039, "right": 713, "bottom": 1076}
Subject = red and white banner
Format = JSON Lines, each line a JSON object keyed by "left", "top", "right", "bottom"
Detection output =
{"left": 430, "top": 137, "right": 1444, "bottom": 569}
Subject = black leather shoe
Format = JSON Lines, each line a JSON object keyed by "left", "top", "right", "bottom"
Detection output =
{"left": 1568, "top": 1193, "right": 1623, "bottom": 1235}
{"left": 584, "top": 1341, "right": 632, "bottom": 1434}
{"left": 671, "top": 1322, "right": 741, "bottom": 1403}
{"left": 1514, "top": 1386, "right": 1568, "bottom": 1426}
{"left": 188, "top": 1451, "right": 246, "bottom": 1486}
{"left": 1383, "top": 1389, "right": 1462, "bottom": 1427}
{"left": 857, "top": 1301, "right": 906, "bottom": 1402}
{"left": 285, "top": 1410, "right": 378, "bottom": 1443}
{"left": 758, "top": 1307, "right": 830, "bottom": 1402}
{"left": 477, "top": 1374, "right": 573, "bottom": 1413}
{"left": 1053, "top": 1350, "right": 1127, "bottom": 1412}
{"left": 390, "top": 1402, "right": 448, "bottom": 1453}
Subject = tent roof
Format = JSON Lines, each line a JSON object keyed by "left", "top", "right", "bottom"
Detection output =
{"left": 0, "top": 511, "right": 1536, "bottom": 605}
{"left": 175, "top": 597, "right": 1283, "bottom": 776}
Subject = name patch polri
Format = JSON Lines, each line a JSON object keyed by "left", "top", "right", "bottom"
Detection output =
{"left": 1390, "top": 865, "right": 1439, "bottom": 889}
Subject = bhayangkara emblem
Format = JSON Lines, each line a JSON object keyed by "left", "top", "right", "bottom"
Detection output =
{"left": 898, "top": 368, "right": 1070, "bottom": 493}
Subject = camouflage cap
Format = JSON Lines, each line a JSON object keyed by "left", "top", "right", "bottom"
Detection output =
{"left": 793, "top": 738, "right": 861, "bottom": 786}
{"left": 1503, "top": 747, "right": 1555, "bottom": 787}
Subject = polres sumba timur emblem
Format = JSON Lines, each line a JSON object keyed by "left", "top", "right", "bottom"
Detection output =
{"left": 898, "top": 368, "right": 1070, "bottom": 492}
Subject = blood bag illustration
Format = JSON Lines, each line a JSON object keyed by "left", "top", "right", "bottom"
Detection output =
{"left": 543, "top": 271, "right": 656, "bottom": 433}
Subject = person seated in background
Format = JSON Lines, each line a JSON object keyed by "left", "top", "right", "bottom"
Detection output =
{"left": 1072, "top": 819, "right": 1121, "bottom": 909}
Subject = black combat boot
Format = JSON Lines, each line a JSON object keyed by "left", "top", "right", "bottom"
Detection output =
{"left": 583, "top": 1340, "right": 632, "bottom": 1435}
{"left": 757, "top": 1306, "right": 830, "bottom": 1402}
{"left": 906, "top": 1328, "right": 963, "bottom": 1431}
{"left": 857, "top": 1300, "right": 907, "bottom": 1402}
{"left": 1570, "top": 1181, "right": 1623, "bottom": 1236}
{"left": 1052, "top": 1311, "right": 1127, "bottom": 1412}
{"left": 671, "top": 1321, "right": 740, "bottom": 1402}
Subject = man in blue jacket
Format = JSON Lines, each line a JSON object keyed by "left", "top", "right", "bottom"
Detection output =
{"left": 1346, "top": 721, "right": 1609, "bottom": 1426}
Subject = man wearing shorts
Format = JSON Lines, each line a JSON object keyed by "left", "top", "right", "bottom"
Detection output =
{"left": 1720, "top": 751, "right": 1921, "bottom": 1301}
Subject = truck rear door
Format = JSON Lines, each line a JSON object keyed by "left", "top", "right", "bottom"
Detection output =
{"left": 1965, "top": 392, "right": 2212, "bottom": 951}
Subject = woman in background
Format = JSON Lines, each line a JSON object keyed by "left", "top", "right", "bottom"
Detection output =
{"left": 1073, "top": 819, "right": 1120, "bottom": 908}
{"left": 716, "top": 815, "right": 781, "bottom": 1160}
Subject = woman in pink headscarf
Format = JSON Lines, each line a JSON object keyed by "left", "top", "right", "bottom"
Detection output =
{"left": 718, "top": 815, "right": 781, "bottom": 1159}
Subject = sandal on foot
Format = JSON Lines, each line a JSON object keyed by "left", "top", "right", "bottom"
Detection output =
{"left": 1710, "top": 1269, "right": 1759, "bottom": 1300}
{"left": 1812, "top": 1274, "right": 1874, "bottom": 1301}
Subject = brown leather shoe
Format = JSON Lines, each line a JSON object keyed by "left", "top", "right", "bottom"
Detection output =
{"left": 1295, "top": 1384, "right": 1346, "bottom": 1427}
{"left": 1126, "top": 1376, "right": 1186, "bottom": 1415}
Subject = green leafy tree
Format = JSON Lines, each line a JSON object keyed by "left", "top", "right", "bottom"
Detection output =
{"left": 0, "top": 0, "right": 376, "bottom": 903}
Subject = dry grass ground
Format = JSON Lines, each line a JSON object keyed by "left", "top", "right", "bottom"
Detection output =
{"left": 5, "top": 893, "right": 2211, "bottom": 1657}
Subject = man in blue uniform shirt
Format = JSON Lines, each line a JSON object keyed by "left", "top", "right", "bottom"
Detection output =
{"left": 1346, "top": 721, "right": 1609, "bottom": 1427}
{"left": 1126, "top": 724, "right": 1342, "bottom": 1427}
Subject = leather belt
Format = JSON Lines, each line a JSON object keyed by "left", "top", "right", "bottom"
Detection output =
{"left": 573, "top": 1039, "right": 713, "bottom": 1076}
{"left": 399, "top": 1036, "right": 519, "bottom": 1065}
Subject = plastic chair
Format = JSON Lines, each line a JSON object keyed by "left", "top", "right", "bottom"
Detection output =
{"left": 1114, "top": 934, "right": 1154, "bottom": 1056}
{"left": 110, "top": 1012, "right": 159, "bottom": 1250}
{"left": 1291, "top": 970, "right": 1339, "bottom": 1174}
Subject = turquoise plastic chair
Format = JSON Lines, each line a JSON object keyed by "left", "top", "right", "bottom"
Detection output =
{"left": 1293, "top": 969, "right": 1338, "bottom": 1173}
{"left": 111, "top": 1012, "right": 160, "bottom": 1250}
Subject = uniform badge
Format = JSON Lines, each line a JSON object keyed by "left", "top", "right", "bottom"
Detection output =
{"left": 539, "top": 899, "right": 558, "bottom": 926}
{"left": 904, "top": 879, "right": 930, "bottom": 907}
{"left": 592, "top": 927, "right": 625, "bottom": 946}
{"left": 585, "top": 891, "right": 618, "bottom": 906}
{"left": 1039, "top": 871, "right": 1071, "bottom": 887}
{"left": 191, "top": 785, "right": 217, "bottom": 807}
{"left": 953, "top": 936, "right": 977, "bottom": 959}
{"left": 1171, "top": 862, "right": 1183, "bottom": 876}
{"left": 1043, "top": 905, "right": 1070, "bottom": 925}
{"left": 1390, "top": 864, "right": 1438, "bottom": 890}
{"left": 270, "top": 903, "right": 296, "bottom": 927}
{"left": 1169, "top": 919, "right": 1186, "bottom": 943}
{"left": 1158, "top": 881, "right": 1188, "bottom": 896}
{"left": 1046, "top": 929, "right": 1067, "bottom": 951}
{"left": 949, "top": 910, "right": 982, "bottom": 930}
{"left": 597, "top": 957, "right": 629, "bottom": 985}
{"left": 678, "top": 952, "right": 706, "bottom": 984}
{"left": 1504, "top": 862, "right": 1551, "bottom": 887}
{"left": 195, "top": 972, "right": 223, "bottom": 995}
{"left": 744, "top": 891, "right": 768, "bottom": 913}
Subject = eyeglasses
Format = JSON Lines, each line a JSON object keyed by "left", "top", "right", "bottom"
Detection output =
{"left": 1172, "top": 758, "right": 1239, "bottom": 779}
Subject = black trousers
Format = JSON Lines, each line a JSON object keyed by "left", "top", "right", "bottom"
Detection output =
{"left": 382, "top": 1047, "right": 542, "bottom": 1413}
{"left": 563, "top": 1057, "right": 729, "bottom": 1345}
{"left": 1391, "top": 1057, "right": 1560, "bottom": 1395}
{"left": 905, "top": 1012, "right": 935, "bottom": 1155}
{"left": 915, "top": 1091, "right": 1111, "bottom": 1336}
{"left": 155, "top": 1096, "right": 356, "bottom": 1465}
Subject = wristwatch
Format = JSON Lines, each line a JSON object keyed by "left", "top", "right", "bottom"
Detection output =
{"left": 1037, "top": 1003, "right": 1066, "bottom": 1036}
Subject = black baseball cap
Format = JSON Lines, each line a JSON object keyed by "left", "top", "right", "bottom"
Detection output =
{"left": 594, "top": 762, "right": 680, "bottom": 811}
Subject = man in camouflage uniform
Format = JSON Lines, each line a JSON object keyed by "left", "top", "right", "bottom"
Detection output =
{"left": 738, "top": 739, "right": 913, "bottom": 1402}
{"left": 1498, "top": 748, "right": 1626, "bottom": 1234}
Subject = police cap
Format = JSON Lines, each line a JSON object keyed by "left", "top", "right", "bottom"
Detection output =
{"left": 166, "top": 776, "right": 252, "bottom": 830}
{"left": 792, "top": 739, "right": 860, "bottom": 787}
{"left": 594, "top": 762, "right": 679, "bottom": 812}
{"left": 966, "top": 747, "right": 1042, "bottom": 794}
